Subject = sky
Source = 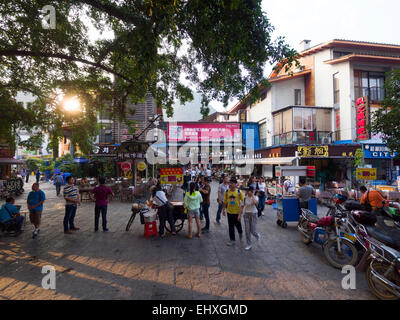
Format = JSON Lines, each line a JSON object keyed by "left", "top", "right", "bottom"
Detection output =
{"left": 212, "top": 0, "right": 400, "bottom": 112}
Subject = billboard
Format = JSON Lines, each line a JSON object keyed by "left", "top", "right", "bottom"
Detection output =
{"left": 167, "top": 123, "right": 241, "bottom": 142}
{"left": 356, "top": 97, "right": 369, "bottom": 141}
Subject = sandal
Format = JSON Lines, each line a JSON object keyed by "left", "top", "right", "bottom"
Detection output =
{"left": 186, "top": 235, "right": 192, "bottom": 239}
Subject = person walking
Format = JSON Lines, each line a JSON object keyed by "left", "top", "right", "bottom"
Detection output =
{"left": 216, "top": 174, "right": 229, "bottom": 224}
{"left": 25, "top": 168, "right": 30, "bottom": 183}
{"left": 243, "top": 186, "right": 260, "bottom": 250}
{"left": 20, "top": 168, "right": 26, "bottom": 181}
{"left": 223, "top": 177, "right": 244, "bottom": 246}
{"left": 27, "top": 182, "right": 46, "bottom": 238}
{"left": 35, "top": 169, "right": 41, "bottom": 183}
{"left": 184, "top": 182, "right": 203, "bottom": 239}
{"left": 0, "top": 196, "right": 25, "bottom": 235}
{"left": 90, "top": 177, "right": 114, "bottom": 232}
{"left": 257, "top": 177, "right": 267, "bottom": 217}
{"left": 199, "top": 177, "right": 211, "bottom": 233}
{"left": 54, "top": 173, "right": 64, "bottom": 196}
{"left": 182, "top": 170, "right": 191, "bottom": 193}
{"left": 151, "top": 183, "right": 176, "bottom": 238}
{"left": 63, "top": 176, "right": 80, "bottom": 234}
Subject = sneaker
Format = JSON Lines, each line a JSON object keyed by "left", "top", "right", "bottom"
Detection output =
{"left": 64, "top": 230, "right": 73, "bottom": 234}
{"left": 245, "top": 245, "right": 252, "bottom": 251}
{"left": 256, "top": 234, "right": 261, "bottom": 242}
{"left": 226, "top": 241, "right": 235, "bottom": 246}
{"left": 103, "top": 229, "right": 109, "bottom": 232}
{"left": 160, "top": 234, "right": 166, "bottom": 238}
{"left": 94, "top": 229, "right": 98, "bottom": 232}
{"left": 201, "top": 228, "right": 209, "bottom": 233}
{"left": 214, "top": 221, "right": 220, "bottom": 225}
{"left": 171, "top": 231, "right": 177, "bottom": 235}
{"left": 71, "top": 227, "right": 80, "bottom": 231}
{"left": 32, "top": 230, "right": 38, "bottom": 239}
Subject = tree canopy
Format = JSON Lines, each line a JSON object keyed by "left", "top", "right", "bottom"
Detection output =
{"left": 370, "top": 69, "right": 400, "bottom": 155}
{"left": 0, "top": 0, "right": 296, "bottom": 154}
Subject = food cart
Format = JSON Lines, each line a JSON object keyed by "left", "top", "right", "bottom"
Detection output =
{"left": 274, "top": 165, "right": 317, "bottom": 228}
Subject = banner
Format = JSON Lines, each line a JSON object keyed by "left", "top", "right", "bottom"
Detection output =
{"left": 160, "top": 168, "right": 183, "bottom": 184}
{"left": 356, "top": 168, "right": 377, "bottom": 181}
{"left": 168, "top": 123, "right": 241, "bottom": 142}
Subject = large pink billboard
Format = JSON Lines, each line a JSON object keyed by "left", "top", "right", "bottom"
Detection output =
{"left": 167, "top": 122, "right": 241, "bottom": 142}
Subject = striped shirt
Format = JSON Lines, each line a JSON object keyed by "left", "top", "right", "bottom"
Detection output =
{"left": 63, "top": 184, "right": 79, "bottom": 204}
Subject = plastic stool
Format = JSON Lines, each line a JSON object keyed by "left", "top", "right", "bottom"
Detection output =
{"left": 144, "top": 221, "right": 158, "bottom": 238}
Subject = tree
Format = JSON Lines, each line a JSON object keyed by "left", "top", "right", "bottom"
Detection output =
{"left": 370, "top": 69, "right": 400, "bottom": 155}
{"left": 1, "top": 0, "right": 297, "bottom": 153}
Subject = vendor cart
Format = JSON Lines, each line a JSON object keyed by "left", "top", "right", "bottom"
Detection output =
{"left": 276, "top": 196, "right": 317, "bottom": 228}
{"left": 274, "top": 165, "right": 317, "bottom": 228}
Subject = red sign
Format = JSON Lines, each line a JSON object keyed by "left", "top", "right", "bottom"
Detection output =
{"left": 121, "top": 162, "right": 131, "bottom": 171}
{"left": 356, "top": 97, "right": 369, "bottom": 141}
{"left": 167, "top": 123, "right": 241, "bottom": 142}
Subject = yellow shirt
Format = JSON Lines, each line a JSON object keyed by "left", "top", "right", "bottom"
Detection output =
{"left": 224, "top": 189, "right": 244, "bottom": 214}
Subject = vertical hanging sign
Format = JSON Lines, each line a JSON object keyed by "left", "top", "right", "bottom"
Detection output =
{"left": 356, "top": 96, "right": 369, "bottom": 141}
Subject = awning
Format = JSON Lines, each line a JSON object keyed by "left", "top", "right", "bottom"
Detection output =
{"left": 0, "top": 158, "right": 24, "bottom": 165}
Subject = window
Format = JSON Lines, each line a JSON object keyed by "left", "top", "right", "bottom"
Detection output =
{"left": 99, "top": 123, "right": 112, "bottom": 143}
{"left": 333, "top": 73, "right": 340, "bottom": 104}
{"left": 259, "top": 122, "right": 267, "bottom": 148}
{"left": 314, "top": 109, "right": 332, "bottom": 132}
{"left": 293, "top": 108, "right": 312, "bottom": 131}
{"left": 239, "top": 110, "right": 247, "bottom": 122}
{"left": 354, "top": 70, "right": 385, "bottom": 102}
{"left": 294, "top": 89, "right": 302, "bottom": 105}
{"left": 273, "top": 113, "right": 282, "bottom": 135}
{"left": 282, "top": 109, "right": 292, "bottom": 133}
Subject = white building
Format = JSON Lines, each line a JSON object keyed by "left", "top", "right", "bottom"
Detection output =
{"left": 227, "top": 39, "right": 400, "bottom": 183}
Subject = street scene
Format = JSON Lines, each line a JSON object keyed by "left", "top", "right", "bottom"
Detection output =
{"left": 1, "top": 0, "right": 400, "bottom": 302}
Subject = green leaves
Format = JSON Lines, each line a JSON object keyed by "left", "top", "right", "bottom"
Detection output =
{"left": 370, "top": 69, "right": 400, "bottom": 156}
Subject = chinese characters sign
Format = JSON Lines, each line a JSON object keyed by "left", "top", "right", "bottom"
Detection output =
{"left": 356, "top": 97, "right": 369, "bottom": 141}
{"left": 297, "top": 146, "right": 329, "bottom": 158}
{"left": 160, "top": 168, "right": 183, "bottom": 185}
{"left": 356, "top": 168, "right": 377, "bottom": 181}
{"left": 363, "top": 144, "right": 397, "bottom": 159}
{"left": 168, "top": 123, "right": 241, "bottom": 142}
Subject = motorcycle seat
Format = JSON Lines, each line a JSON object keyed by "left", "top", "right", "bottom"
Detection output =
{"left": 366, "top": 226, "right": 400, "bottom": 250}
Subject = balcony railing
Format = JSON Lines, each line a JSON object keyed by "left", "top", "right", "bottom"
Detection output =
{"left": 273, "top": 131, "right": 332, "bottom": 146}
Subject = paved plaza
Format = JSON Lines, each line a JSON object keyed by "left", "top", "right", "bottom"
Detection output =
{"left": 0, "top": 180, "right": 376, "bottom": 300}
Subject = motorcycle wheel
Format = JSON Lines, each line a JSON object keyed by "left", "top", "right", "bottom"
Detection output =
{"left": 366, "top": 260, "right": 400, "bottom": 300}
{"left": 126, "top": 212, "right": 137, "bottom": 231}
{"left": 323, "top": 239, "right": 358, "bottom": 269}
{"left": 165, "top": 218, "right": 184, "bottom": 233}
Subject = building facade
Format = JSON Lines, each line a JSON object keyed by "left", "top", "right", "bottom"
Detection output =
{"left": 227, "top": 39, "right": 400, "bottom": 185}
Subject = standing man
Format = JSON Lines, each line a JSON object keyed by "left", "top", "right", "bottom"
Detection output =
{"left": 63, "top": 176, "right": 80, "bottom": 234}
{"left": 223, "top": 177, "right": 244, "bottom": 246}
{"left": 206, "top": 167, "right": 212, "bottom": 179}
{"left": 199, "top": 177, "right": 211, "bottom": 233}
{"left": 54, "top": 173, "right": 64, "bottom": 196}
{"left": 216, "top": 174, "right": 229, "bottom": 224}
{"left": 20, "top": 168, "right": 26, "bottom": 181}
{"left": 25, "top": 168, "right": 30, "bottom": 183}
{"left": 27, "top": 182, "right": 46, "bottom": 238}
{"left": 90, "top": 177, "right": 114, "bottom": 232}
{"left": 182, "top": 170, "right": 191, "bottom": 193}
{"left": 35, "top": 169, "right": 41, "bottom": 183}
{"left": 296, "top": 177, "right": 315, "bottom": 209}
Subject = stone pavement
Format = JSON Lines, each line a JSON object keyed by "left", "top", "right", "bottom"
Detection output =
{"left": 0, "top": 180, "right": 376, "bottom": 300}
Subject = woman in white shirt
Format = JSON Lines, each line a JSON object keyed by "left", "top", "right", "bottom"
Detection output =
{"left": 243, "top": 186, "right": 260, "bottom": 251}
{"left": 257, "top": 177, "right": 267, "bottom": 217}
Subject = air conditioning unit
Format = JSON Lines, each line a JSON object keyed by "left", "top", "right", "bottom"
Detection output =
{"left": 321, "top": 137, "right": 331, "bottom": 144}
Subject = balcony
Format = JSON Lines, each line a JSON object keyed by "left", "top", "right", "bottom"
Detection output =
{"left": 273, "top": 131, "right": 332, "bottom": 146}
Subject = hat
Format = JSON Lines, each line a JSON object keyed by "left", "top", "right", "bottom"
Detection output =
{"left": 230, "top": 178, "right": 237, "bottom": 184}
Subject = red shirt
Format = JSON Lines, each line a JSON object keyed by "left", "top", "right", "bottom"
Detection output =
{"left": 90, "top": 185, "right": 113, "bottom": 206}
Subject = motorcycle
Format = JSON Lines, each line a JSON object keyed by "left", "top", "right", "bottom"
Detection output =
{"left": 357, "top": 236, "right": 400, "bottom": 300}
{"left": 297, "top": 202, "right": 358, "bottom": 269}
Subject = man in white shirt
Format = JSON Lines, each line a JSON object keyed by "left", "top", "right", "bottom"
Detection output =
{"left": 206, "top": 168, "right": 212, "bottom": 178}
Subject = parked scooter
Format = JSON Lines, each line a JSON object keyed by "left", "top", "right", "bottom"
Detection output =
{"left": 297, "top": 202, "right": 358, "bottom": 269}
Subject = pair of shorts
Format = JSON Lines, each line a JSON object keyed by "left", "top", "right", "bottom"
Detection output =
{"left": 187, "top": 209, "right": 200, "bottom": 218}
{"left": 29, "top": 211, "right": 42, "bottom": 225}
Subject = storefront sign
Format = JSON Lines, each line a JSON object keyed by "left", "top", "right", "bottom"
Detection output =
{"left": 297, "top": 146, "right": 329, "bottom": 158}
{"left": 137, "top": 162, "right": 146, "bottom": 171}
{"left": 121, "top": 162, "right": 131, "bottom": 171}
{"left": 91, "top": 145, "right": 118, "bottom": 157}
{"left": 168, "top": 123, "right": 241, "bottom": 142}
{"left": 363, "top": 144, "right": 397, "bottom": 159}
{"left": 356, "top": 97, "right": 369, "bottom": 141}
{"left": 356, "top": 168, "right": 377, "bottom": 181}
{"left": 160, "top": 168, "right": 183, "bottom": 185}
